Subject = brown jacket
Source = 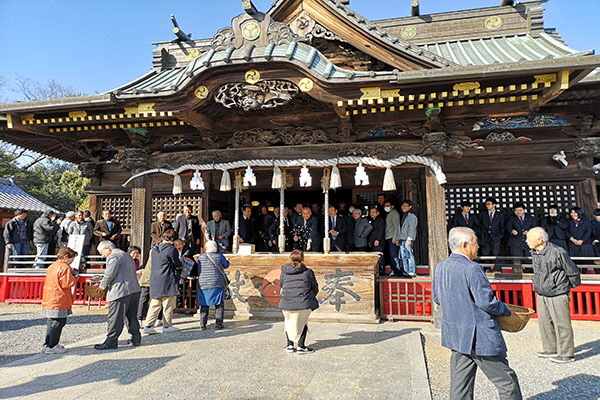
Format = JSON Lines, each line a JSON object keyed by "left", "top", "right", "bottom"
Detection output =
{"left": 150, "top": 220, "right": 173, "bottom": 244}
{"left": 42, "top": 261, "right": 78, "bottom": 310}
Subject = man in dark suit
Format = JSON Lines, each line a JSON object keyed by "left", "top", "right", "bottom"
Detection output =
{"left": 173, "top": 205, "right": 203, "bottom": 253}
{"left": 506, "top": 202, "right": 537, "bottom": 257}
{"left": 293, "top": 207, "right": 321, "bottom": 252}
{"left": 433, "top": 227, "right": 521, "bottom": 399}
{"left": 267, "top": 207, "right": 292, "bottom": 252}
{"left": 93, "top": 210, "right": 122, "bottom": 246}
{"left": 327, "top": 205, "right": 347, "bottom": 252}
{"left": 238, "top": 205, "right": 257, "bottom": 244}
{"left": 150, "top": 211, "right": 173, "bottom": 245}
{"left": 476, "top": 198, "right": 505, "bottom": 257}
{"left": 451, "top": 201, "right": 476, "bottom": 230}
{"left": 368, "top": 206, "right": 386, "bottom": 253}
{"left": 95, "top": 240, "right": 142, "bottom": 349}
{"left": 290, "top": 202, "right": 304, "bottom": 227}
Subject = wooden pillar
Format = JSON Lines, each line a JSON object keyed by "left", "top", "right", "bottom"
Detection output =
{"left": 131, "top": 175, "right": 153, "bottom": 263}
{"left": 577, "top": 157, "right": 598, "bottom": 216}
{"left": 425, "top": 166, "right": 447, "bottom": 328}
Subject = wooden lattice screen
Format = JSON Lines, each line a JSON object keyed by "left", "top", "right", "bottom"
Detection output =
{"left": 98, "top": 196, "right": 133, "bottom": 230}
{"left": 152, "top": 195, "right": 203, "bottom": 223}
{"left": 445, "top": 183, "right": 578, "bottom": 219}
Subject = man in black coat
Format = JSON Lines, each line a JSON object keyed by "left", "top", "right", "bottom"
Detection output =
{"left": 267, "top": 207, "right": 292, "bottom": 252}
{"left": 506, "top": 202, "right": 537, "bottom": 257}
{"left": 33, "top": 210, "right": 57, "bottom": 269}
{"left": 293, "top": 208, "right": 321, "bottom": 252}
{"left": 3, "top": 209, "right": 33, "bottom": 261}
{"left": 238, "top": 205, "right": 257, "bottom": 245}
{"left": 173, "top": 205, "right": 203, "bottom": 253}
{"left": 451, "top": 201, "right": 476, "bottom": 230}
{"left": 476, "top": 198, "right": 505, "bottom": 257}
{"left": 327, "top": 205, "right": 347, "bottom": 252}
{"left": 368, "top": 206, "right": 386, "bottom": 252}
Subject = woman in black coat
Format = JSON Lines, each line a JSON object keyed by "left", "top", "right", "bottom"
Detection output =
{"left": 567, "top": 207, "right": 594, "bottom": 258}
{"left": 278, "top": 249, "right": 319, "bottom": 354}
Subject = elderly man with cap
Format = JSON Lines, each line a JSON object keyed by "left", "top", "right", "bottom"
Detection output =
{"left": 95, "top": 240, "right": 142, "bottom": 350}
{"left": 526, "top": 227, "right": 581, "bottom": 364}
{"left": 57, "top": 211, "right": 76, "bottom": 249}
{"left": 3, "top": 209, "right": 33, "bottom": 262}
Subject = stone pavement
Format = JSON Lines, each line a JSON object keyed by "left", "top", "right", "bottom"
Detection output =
{"left": 0, "top": 315, "right": 430, "bottom": 400}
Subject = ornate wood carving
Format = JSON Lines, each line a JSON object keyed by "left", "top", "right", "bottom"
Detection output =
{"left": 574, "top": 138, "right": 600, "bottom": 158}
{"left": 214, "top": 80, "right": 300, "bottom": 111}
{"left": 227, "top": 126, "right": 334, "bottom": 148}
{"left": 78, "top": 162, "right": 101, "bottom": 178}
{"left": 562, "top": 114, "right": 600, "bottom": 138}
{"left": 120, "top": 148, "right": 149, "bottom": 172}
{"left": 421, "top": 132, "right": 483, "bottom": 158}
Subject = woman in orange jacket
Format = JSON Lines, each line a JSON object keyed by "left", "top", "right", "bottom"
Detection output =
{"left": 41, "top": 247, "right": 79, "bottom": 354}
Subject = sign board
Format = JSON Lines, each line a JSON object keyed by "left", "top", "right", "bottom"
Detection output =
{"left": 66, "top": 234, "right": 85, "bottom": 269}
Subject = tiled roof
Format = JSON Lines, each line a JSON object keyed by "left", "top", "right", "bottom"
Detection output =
{"left": 422, "top": 33, "right": 589, "bottom": 67}
{"left": 0, "top": 178, "right": 60, "bottom": 213}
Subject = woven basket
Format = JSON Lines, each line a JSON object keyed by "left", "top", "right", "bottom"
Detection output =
{"left": 85, "top": 285, "right": 107, "bottom": 299}
{"left": 497, "top": 304, "right": 535, "bottom": 332}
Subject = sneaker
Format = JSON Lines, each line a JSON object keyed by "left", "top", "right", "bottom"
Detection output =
{"left": 44, "top": 345, "right": 68, "bottom": 354}
{"left": 154, "top": 320, "right": 163, "bottom": 327}
{"left": 551, "top": 356, "right": 575, "bottom": 364}
{"left": 41, "top": 344, "right": 47, "bottom": 353}
{"left": 200, "top": 325, "right": 207, "bottom": 331}
{"left": 296, "top": 346, "right": 315, "bottom": 354}
{"left": 55, "top": 344, "right": 68, "bottom": 352}
{"left": 408, "top": 272, "right": 416, "bottom": 277}
{"left": 215, "top": 325, "right": 224, "bottom": 331}
{"left": 162, "top": 326, "right": 179, "bottom": 333}
{"left": 144, "top": 326, "right": 158, "bottom": 335}
{"left": 537, "top": 351, "right": 557, "bottom": 358}
{"left": 285, "top": 345, "right": 295, "bottom": 353}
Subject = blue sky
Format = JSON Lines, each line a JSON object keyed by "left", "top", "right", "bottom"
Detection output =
{"left": 0, "top": 0, "right": 598, "bottom": 101}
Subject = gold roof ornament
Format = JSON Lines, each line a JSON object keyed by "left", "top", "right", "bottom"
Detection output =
{"left": 453, "top": 82, "right": 481, "bottom": 91}
{"left": 194, "top": 85, "right": 209, "bottom": 99}
{"left": 484, "top": 16, "right": 503, "bottom": 30}
{"left": 245, "top": 69, "right": 261, "bottom": 84}
{"left": 298, "top": 78, "right": 314, "bottom": 92}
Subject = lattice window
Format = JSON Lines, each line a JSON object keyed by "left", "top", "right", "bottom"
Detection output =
{"left": 99, "top": 196, "right": 132, "bottom": 230}
{"left": 445, "top": 184, "right": 578, "bottom": 219}
{"left": 152, "top": 195, "right": 203, "bottom": 223}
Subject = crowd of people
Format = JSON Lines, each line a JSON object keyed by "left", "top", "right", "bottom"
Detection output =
{"left": 449, "top": 198, "right": 600, "bottom": 260}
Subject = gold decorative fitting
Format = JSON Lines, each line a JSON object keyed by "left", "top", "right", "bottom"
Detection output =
{"left": 484, "top": 16, "right": 503, "bottom": 30}
{"left": 138, "top": 102, "right": 155, "bottom": 113}
{"left": 241, "top": 20, "right": 261, "bottom": 40}
{"left": 400, "top": 26, "right": 417, "bottom": 39}
{"left": 6, "top": 114, "right": 12, "bottom": 129}
{"left": 245, "top": 69, "right": 261, "bottom": 84}
{"left": 298, "top": 78, "right": 314, "bottom": 92}
{"left": 21, "top": 114, "right": 34, "bottom": 124}
{"left": 124, "top": 107, "right": 138, "bottom": 115}
{"left": 453, "top": 82, "right": 480, "bottom": 91}
{"left": 360, "top": 87, "right": 381, "bottom": 100}
{"left": 381, "top": 89, "right": 400, "bottom": 98}
{"left": 194, "top": 85, "right": 209, "bottom": 99}
{"left": 187, "top": 48, "right": 200, "bottom": 60}
{"left": 69, "top": 111, "right": 87, "bottom": 119}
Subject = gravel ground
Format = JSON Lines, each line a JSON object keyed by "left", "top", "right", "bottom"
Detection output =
{"left": 422, "top": 319, "right": 600, "bottom": 400}
{"left": 0, "top": 303, "right": 108, "bottom": 365}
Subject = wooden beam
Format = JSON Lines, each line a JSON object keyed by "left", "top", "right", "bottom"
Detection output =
{"left": 530, "top": 70, "right": 570, "bottom": 109}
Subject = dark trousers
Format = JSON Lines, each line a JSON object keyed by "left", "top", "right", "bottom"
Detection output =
{"left": 105, "top": 292, "right": 141, "bottom": 346}
{"left": 45, "top": 317, "right": 67, "bottom": 348}
{"left": 286, "top": 325, "right": 308, "bottom": 348}
{"left": 386, "top": 238, "right": 403, "bottom": 274}
{"left": 450, "top": 349, "right": 522, "bottom": 400}
{"left": 480, "top": 240, "right": 501, "bottom": 257}
{"left": 200, "top": 303, "right": 225, "bottom": 327}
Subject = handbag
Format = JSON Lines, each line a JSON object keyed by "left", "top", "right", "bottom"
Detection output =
{"left": 204, "top": 254, "right": 231, "bottom": 300}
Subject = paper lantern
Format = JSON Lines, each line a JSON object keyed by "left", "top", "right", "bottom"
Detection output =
{"left": 330, "top": 165, "right": 342, "bottom": 189}
{"left": 354, "top": 162, "right": 369, "bottom": 186}
{"left": 299, "top": 165, "right": 312, "bottom": 187}
{"left": 190, "top": 171, "right": 205, "bottom": 190}
{"left": 243, "top": 166, "right": 256, "bottom": 186}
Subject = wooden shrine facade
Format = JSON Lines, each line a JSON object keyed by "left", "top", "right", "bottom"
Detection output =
{"left": 1, "top": 0, "right": 600, "bottom": 272}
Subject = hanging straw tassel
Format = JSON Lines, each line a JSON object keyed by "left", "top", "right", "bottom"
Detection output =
{"left": 220, "top": 170, "right": 231, "bottom": 191}
{"left": 330, "top": 165, "right": 342, "bottom": 189}
{"left": 271, "top": 166, "right": 283, "bottom": 189}
{"left": 383, "top": 166, "right": 396, "bottom": 191}
{"left": 172, "top": 174, "right": 183, "bottom": 195}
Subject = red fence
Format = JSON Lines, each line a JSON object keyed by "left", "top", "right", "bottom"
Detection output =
{"left": 378, "top": 277, "right": 600, "bottom": 322}
{"left": 0, "top": 274, "right": 107, "bottom": 306}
